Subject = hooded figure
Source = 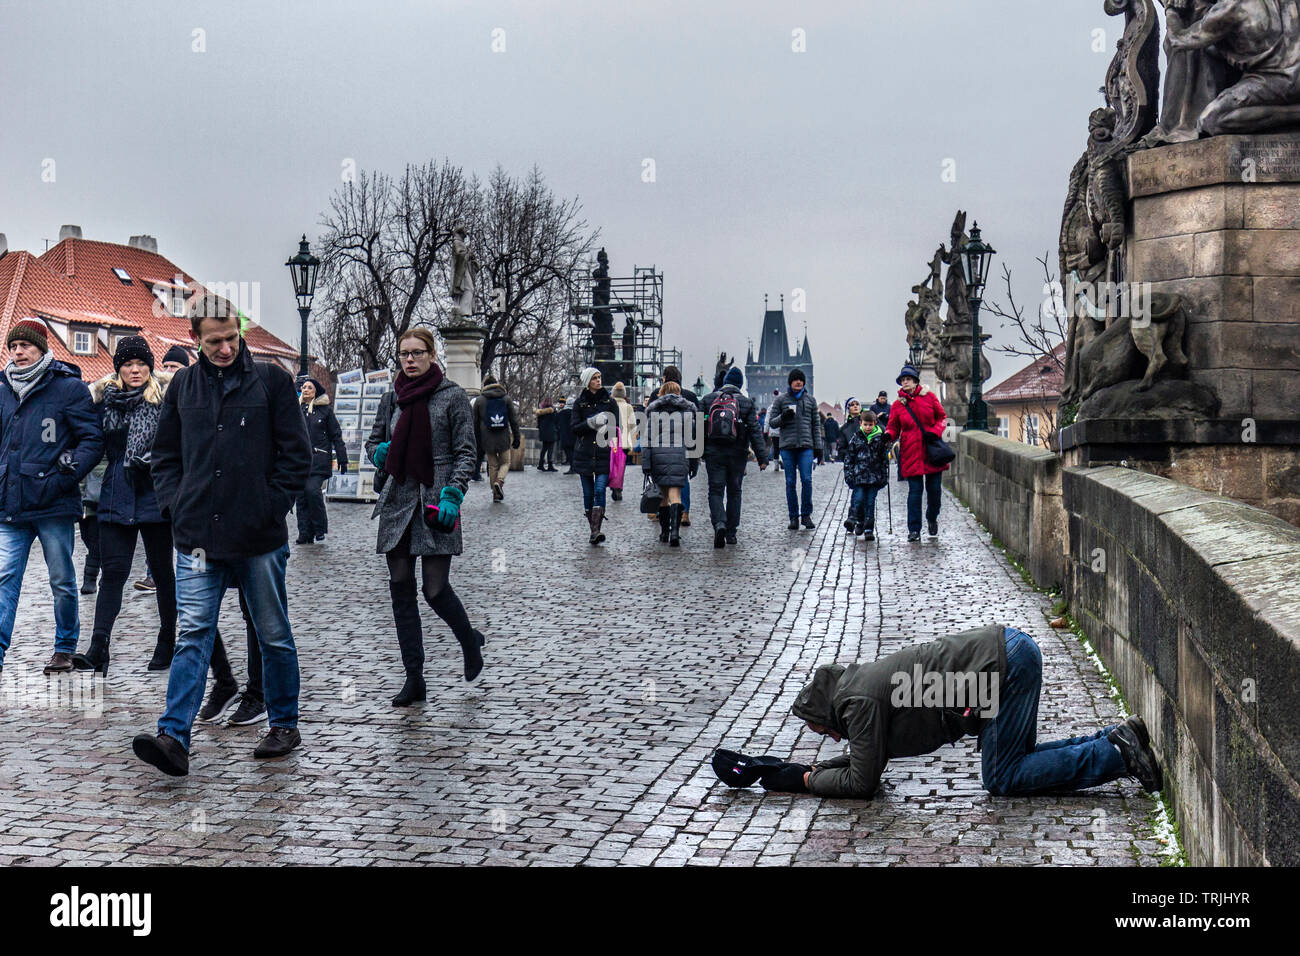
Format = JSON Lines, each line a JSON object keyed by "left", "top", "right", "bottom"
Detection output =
{"left": 791, "top": 626, "right": 1007, "bottom": 799}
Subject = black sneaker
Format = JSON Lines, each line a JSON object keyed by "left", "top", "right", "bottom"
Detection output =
{"left": 907, "top": 531, "right": 921, "bottom": 541}
{"left": 253, "top": 726, "right": 301, "bottom": 759}
{"left": 295, "top": 535, "right": 312, "bottom": 545}
{"left": 133, "top": 576, "right": 156, "bottom": 593}
{"left": 1109, "top": 717, "right": 1163, "bottom": 793}
{"left": 788, "top": 518, "right": 799, "bottom": 530}
{"left": 714, "top": 527, "right": 726, "bottom": 549}
{"left": 863, "top": 529, "right": 875, "bottom": 541}
{"left": 725, "top": 531, "right": 737, "bottom": 544}
{"left": 927, "top": 519, "right": 939, "bottom": 537}
{"left": 315, "top": 533, "right": 328, "bottom": 543}
{"left": 227, "top": 693, "right": 268, "bottom": 726}
{"left": 801, "top": 516, "right": 816, "bottom": 529}
{"left": 197, "top": 682, "right": 240, "bottom": 723}
{"left": 133, "top": 731, "right": 189, "bottom": 776}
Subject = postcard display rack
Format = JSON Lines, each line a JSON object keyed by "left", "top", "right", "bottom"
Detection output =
{"left": 326, "top": 368, "right": 392, "bottom": 502}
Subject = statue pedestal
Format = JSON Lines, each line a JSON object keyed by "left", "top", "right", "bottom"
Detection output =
{"left": 1063, "top": 133, "right": 1300, "bottom": 525}
{"left": 440, "top": 324, "right": 486, "bottom": 396}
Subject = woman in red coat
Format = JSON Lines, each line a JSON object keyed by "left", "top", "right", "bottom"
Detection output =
{"left": 884, "top": 364, "right": 949, "bottom": 541}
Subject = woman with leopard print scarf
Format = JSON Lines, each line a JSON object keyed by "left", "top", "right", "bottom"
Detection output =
{"left": 70, "top": 336, "right": 177, "bottom": 676}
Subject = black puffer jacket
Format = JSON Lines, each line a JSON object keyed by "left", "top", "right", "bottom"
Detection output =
{"left": 842, "top": 423, "right": 890, "bottom": 489}
{"left": 301, "top": 394, "right": 349, "bottom": 479}
{"left": 768, "top": 388, "right": 823, "bottom": 453}
{"left": 570, "top": 387, "right": 620, "bottom": 476}
{"left": 150, "top": 346, "right": 311, "bottom": 562}
{"left": 792, "top": 625, "right": 1008, "bottom": 799}
{"left": 640, "top": 392, "right": 697, "bottom": 489}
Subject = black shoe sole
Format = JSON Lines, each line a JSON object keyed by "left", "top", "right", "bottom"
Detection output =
{"left": 133, "top": 735, "right": 188, "bottom": 776}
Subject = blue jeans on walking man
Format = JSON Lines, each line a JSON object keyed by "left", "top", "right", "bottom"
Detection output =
{"left": 849, "top": 485, "right": 881, "bottom": 529}
{"left": 158, "top": 544, "right": 298, "bottom": 750}
{"left": 780, "top": 448, "right": 814, "bottom": 519}
{"left": 0, "top": 519, "right": 78, "bottom": 667}
{"left": 980, "top": 628, "right": 1127, "bottom": 795}
{"left": 906, "top": 472, "right": 942, "bottom": 535}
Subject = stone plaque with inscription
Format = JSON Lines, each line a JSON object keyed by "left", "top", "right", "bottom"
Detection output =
{"left": 1128, "top": 133, "right": 1300, "bottom": 197}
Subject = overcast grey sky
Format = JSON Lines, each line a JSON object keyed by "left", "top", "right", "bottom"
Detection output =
{"left": 1, "top": 0, "right": 1153, "bottom": 401}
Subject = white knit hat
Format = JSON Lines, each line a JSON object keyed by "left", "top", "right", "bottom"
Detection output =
{"left": 580, "top": 366, "right": 600, "bottom": 388}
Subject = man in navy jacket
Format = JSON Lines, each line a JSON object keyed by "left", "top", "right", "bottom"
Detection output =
{"left": 0, "top": 319, "right": 103, "bottom": 676}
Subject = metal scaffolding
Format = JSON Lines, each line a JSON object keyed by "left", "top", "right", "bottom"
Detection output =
{"left": 568, "top": 263, "right": 671, "bottom": 403}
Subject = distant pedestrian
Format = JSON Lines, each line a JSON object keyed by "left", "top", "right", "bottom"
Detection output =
{"left": 870, "top": 390, "right": 892, "bottom": 429}
{"left": 296, "top": 377, "right": 349, "bottom": 543}
{"left": 132, "top": 295, "right": 311, "bottom": 776}
{"left": 535, "top": 398, "right": 559, "bottom": 471}
{"left": 557, "top": 396, "right": 577, "bottom": 474}
{"left": 836, "top": 397, "right": 861, "bottom": 460}
{"left": 71, "top": 337, "right": 177, "bottom": 676}
{"left": 822, "top": 412, "right": 841, "bottom": 461}
{"left": 472, "top": 373, "right": 521, "bottom": 502}
{"left": 366, "top": 328, "right": 485, "bottom": 707}
{"left": 571, "top": 367, "right": 620, "bottom": 545}
{"left": 0, "top": 319, "right": 104, "bottom": 677}
{"left": 642, "top": 381, "right": 697, "bottom": 547}
{"left": 768, "top": 368, "right": 823, "bottom": 530}
{"left": 698, "top": 366, "right": 768, "bottom": 548}
{"left": 841, "top": 408, "right": 889, "bottom": 540}
{"left": 765, "top": 389, "right": 783, "bottom": 470}
{"left": 885, "top": 363, "right": 949, "bottom": 541}
{"left": 646, "top": 366, "right": 700, "bottom": 526}
{"left": 609, "top": 381, "right": 638, "bottom": 502}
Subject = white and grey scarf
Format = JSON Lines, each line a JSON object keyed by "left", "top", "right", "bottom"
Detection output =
{"left": 4, "top": 351, "right": 54, "bottom": 403}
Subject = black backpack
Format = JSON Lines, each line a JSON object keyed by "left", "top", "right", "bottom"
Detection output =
{"left": 484, "top": 396, "right": 509, "bottom": 430}
{"left": 707, "top": 390, "right": 741, "bottom": 441}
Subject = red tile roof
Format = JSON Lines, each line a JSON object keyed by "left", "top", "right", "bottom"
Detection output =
{"left": 985, "top": 344, "right": 1066, "bottom": 404}
{"left": 0, "top": 237, "right": 305, "bottom": 383}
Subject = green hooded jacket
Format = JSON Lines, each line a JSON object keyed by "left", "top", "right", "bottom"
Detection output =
{"left": 792, "top": 625, "right": 1008, "bottom": 799}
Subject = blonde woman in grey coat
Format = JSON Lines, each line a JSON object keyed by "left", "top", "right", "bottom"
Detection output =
{"left": 364, "top": 328, "right": 484, "bottom": 706}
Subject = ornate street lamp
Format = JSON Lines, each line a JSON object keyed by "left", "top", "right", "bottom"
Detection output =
{"left": 285, "top": 235, "right": 321, "bottom": 379}
{"left": 962, "top": 222, "right": 996, "bottom": 431}
{"left": 908, "top": 339, "right": 926, "bottom": 369}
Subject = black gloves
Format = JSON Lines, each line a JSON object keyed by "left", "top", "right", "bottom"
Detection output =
{"left": 760, "top": 763, "right": 811, "bottom": 793}
{"left": 56, "top": 451, "right": 77, "bottom": 475}
{"left": 126, "top": 452, "right": 152, "bottom": 474}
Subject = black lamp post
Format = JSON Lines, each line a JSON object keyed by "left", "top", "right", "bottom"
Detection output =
{"left": 908, "top": 339, "right": 926, "bottom": 369}
{"left": 962, "top": 222, "right": 996, "bottom": 431}
{"left": 285, "top": 235, "right": 321, "bottom": 379}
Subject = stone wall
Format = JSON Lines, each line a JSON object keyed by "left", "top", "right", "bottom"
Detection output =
{"left": 1064, "top": 465, "right": 1300, "bottom": 866}
{"left": 947, "top": 430, "right": 1067, "bottom": 591}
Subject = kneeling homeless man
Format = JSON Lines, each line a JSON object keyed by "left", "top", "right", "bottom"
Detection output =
{"left": 714, "top": 625, "right": 1162, "bottom": 798}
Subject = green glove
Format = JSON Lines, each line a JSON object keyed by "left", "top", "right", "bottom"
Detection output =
{"left": 372, "top": 441, "right": 390, "bottom": 468}
{"left": 434, "top": 485, "right": 464, "bottom": 531}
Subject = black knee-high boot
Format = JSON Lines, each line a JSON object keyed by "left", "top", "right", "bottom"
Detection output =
{"left": 427, "top": 585, "right": 484, "bottom": 682}
{"left": 390, "top": 579, "right": 426, "bottom": 705}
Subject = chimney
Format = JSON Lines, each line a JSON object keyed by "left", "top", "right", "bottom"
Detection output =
{"left": 128, "top": 235, "right": 158, "bottom": 253}
{"left": 59, "top": 224, "right": 83, "bottom": 241}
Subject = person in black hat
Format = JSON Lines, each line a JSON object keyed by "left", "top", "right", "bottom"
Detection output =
{"left": 766, "top": 368, "right": 823, "bottom": 530}
{"left": 295, "top": 377, "right": 349, "bottom": 544}
{"left": 160, "top": 345, "right": 191, "bottom": 373}
{"left": 70, "top": 336, "right": 177, "bottom": 674}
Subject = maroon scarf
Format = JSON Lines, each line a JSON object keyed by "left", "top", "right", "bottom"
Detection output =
{"left": 385, "top": 364, "right": 444, "bottom": 486}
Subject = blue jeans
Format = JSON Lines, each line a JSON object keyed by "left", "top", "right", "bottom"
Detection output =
{"left": 158, "top": 545, "right": 299, "bottom": 750}
{"left": 849, "top": 485, "right": 880, "bottom": 528}
{"left": 780, "top": 448, "right": 814, "bottom": 518}
{"left": 580, "top": 473, "right": 609, "bottom": 511}
{"left": 980, "top": 628, "right": 1127, "bottom": 795}
{"left": 681, "top": 471, "right": 691, "bottom": 514}
{"left": 0, "top": 518, "right": 79, "bottom": 665}
{"left": 906, "top": 472, "right": 943, "bottom": 535}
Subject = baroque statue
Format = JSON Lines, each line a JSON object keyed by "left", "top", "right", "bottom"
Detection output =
{"left": 450, "top": 224, "right": 479, "bottom": 321}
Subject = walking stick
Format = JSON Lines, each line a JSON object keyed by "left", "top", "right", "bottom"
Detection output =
{"left": 886, "top": 446, "right": 894, "bottom": 535}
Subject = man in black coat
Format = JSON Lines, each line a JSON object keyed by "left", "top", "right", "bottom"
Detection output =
{"left": 697, "top": 366, "right": 768, "bottom": 548}
{"left": 556, "top": 397, "right": 576, "bottom": 473}
{"left": 295, "top": 377, "right": 349, "bottom": 544}
{"left": 133, "top": 298, "right": 311, "bottom": 776}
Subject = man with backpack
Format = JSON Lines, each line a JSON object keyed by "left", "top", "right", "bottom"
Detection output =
{"left": 472, "top": 374, "right": 521, "bottom": 502}
{"left": 698, "top": 366, "right": 768, "bottom": 548}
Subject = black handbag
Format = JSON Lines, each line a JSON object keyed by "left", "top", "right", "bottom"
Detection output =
{"left": 639, "top": 474, "right": 662, "bottom": 514}
{"left": 899, "top": 398, "right": 955, "bottom": 467}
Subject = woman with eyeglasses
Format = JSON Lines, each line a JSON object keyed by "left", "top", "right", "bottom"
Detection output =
{"left": 365, "top": 328, "right": 485, "bottom": 706}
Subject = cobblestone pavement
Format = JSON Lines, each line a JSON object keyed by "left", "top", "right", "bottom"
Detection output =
{"left": 0, "top": 461, "right": 1164, "bottom": 865}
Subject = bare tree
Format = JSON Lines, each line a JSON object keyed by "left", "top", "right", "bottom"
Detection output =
{"left": 468, "top": 165, "right": 598, "bottom": 377}
{"left": 313, "top": 160, "right": 474, "bottom": 371}
{"left": 981, "top": 253, "right": 1068, "bottom": 444}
